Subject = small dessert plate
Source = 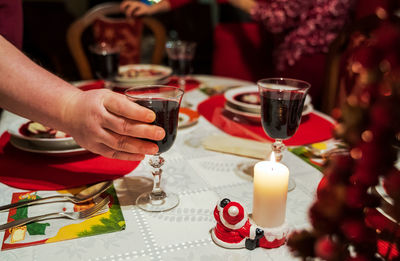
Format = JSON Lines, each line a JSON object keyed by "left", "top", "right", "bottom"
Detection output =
{"left": 7, "top": 120, "right": 78, "bottom": 150}
{"left": 224, "top": 85, "right": 260, "bottom": 114}
{"left": 9, "top": 136, "right": 87, "bottom": 157}
{"left": 115, "top": 64, "right": 172, "bottom": 84}
{"left": 178, "top": 108, "right": 200, "bottom": 128}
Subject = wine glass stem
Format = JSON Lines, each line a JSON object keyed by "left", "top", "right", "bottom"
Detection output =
{"left": 178, "top": 76, "right": 186, "bottom": 91}
{"left": 149, "top": 154, "right": 166, "bottom": 200}
{"left": 272, "top": 139, "right": 286, "bottom": 162}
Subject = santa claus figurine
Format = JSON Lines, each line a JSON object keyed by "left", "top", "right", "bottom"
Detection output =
{"left": 211, "top": 198, "right": 264, "bottom": 250}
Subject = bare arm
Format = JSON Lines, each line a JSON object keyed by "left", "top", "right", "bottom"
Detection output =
{"left": 228, "top": 0, "right": 256, "bottom": 14}
{"left": 120, "top": 0, "right": 172, "bottom": 17}
{"left": 0, "top": 35, "right": 165, "bottom": 160}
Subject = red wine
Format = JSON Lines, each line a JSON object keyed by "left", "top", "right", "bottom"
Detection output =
{"left": 260, "top": 91, "right": 305, "bottom": 140}
{"left": 89, "top": 51, "right": 120, "bottom": 80}
{"left": 136, "top": 99, "right": 180, "bottom": 153}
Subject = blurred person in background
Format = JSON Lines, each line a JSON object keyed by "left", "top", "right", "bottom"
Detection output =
{"left": 0, "top": 0, "right": 23, "bottom": 50}
{"left": 121, "top": 0, "right": 355, "bottom": 109}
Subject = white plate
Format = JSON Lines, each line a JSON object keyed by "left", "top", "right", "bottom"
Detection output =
{"left": 7, "top": 120, "right": 78, "bottom": 150}
{"left": 224, "top": 85, "right": 260, "bottom": 113}
{"left": 224, "top": 100, "right": 313, "bottom": 123}
{"left": 107, "top": 77, "right": 170, "bottom": 91}
{"left": 115, "top": 64, "right": 172, "bottom": 83}
{"left": 224, "top": 103, "right": 261, "bottom": 123}
{"left": 10, "top": 136, "right": 87, "bottom": 157}
{"left": 224, "top": 85, "right": 312, "bottom": 114}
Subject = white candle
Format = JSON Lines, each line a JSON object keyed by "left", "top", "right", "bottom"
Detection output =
{"left": 252, "top": 154, "right": 289, "bottom": 228}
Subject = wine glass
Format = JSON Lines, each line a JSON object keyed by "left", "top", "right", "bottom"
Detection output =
{"left": 165, "top": 40, "right": 196, "bottom": 91}
{"left": 89, "top": 42, "right": 120, "bottom": 82}
{"left": 125, "top": 85, "right": 184, "bottom": 212}
{"left": 258, "top": 78, "right": 310, "bottom": 191}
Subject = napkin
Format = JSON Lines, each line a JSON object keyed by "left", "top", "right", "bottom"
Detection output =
{"left": 0, "top": 132, "right": 140, "bottom": 190}
{"left": 2, "top": 186, "right": 125, "bottom": 251}
{"left": 203, "top": 134, "right": 271, "bottom": 159}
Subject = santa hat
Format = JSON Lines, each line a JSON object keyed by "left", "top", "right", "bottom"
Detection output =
{"left": 219, "top": 201, "right": 247, "bottom": 230}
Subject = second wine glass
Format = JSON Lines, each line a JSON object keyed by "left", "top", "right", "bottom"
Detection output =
{"left": 258, "top": 78, "right": 310, "bottom": 190}
{"left": 125, "top": 85, "right": 184, "bottom": 212}
{"left": 165, "top": 40, "right": 196, "bottom": 91}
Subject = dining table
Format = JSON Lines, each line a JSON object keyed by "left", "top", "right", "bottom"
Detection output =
{"left": 0, "top": 75, "right": 333, "bottom": 261}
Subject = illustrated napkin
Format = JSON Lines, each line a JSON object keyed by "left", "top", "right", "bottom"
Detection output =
{"left": 1, "top": 185, "right": 125, "bottom": 251}
{"left": 289, "top": 139, "right": 347, "bottom": 171}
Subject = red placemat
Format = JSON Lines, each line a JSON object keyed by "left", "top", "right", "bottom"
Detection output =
{"left": 0, "top": 132, "right": 140, "bottom": 190}
{"left": 197, "top": 95, "right": 335, "bottom": 146}
{"left": 76, "top": 80, "right": 105, "bottom": 91}
{"left": 165, "top": 77, "right": 201, "bottom": 92}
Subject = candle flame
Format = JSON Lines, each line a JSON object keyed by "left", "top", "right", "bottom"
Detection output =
{"left": 270, "top": 152, "right": 276, "bottom": 162}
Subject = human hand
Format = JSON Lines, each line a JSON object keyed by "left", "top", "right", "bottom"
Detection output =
{"left": 62, "top": 89, "right": 165, "bottom": 161}
{"left": 228, "top": 0, "right": 256, "bottom": 14}
{"left": 120, "top": 1, "right": 154, "bottom": 17}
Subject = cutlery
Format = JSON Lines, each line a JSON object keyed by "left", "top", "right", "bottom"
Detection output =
{"left": 0, "top": 196, "right": 110, "bottom": 231}
{"left": 0, "top": 181, "right": 113, "bottom": 212}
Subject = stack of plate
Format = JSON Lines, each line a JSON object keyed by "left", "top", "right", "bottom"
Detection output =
{"left": 7, "top": 120, "right": 87, "bottom": 157}
{"left": 224, "top": 85, "right": 313, "bottom": 123}
{"left": 110, "top": 64, "right": 173, "bottom": 90}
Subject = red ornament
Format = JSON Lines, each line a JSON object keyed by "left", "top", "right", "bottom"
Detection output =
{"left": 314, "top": 236, "right": 337, "bottom": 260}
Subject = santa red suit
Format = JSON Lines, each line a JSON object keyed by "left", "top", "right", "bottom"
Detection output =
{"left": 211, "top": 198, "right": 261, "bottom": 249}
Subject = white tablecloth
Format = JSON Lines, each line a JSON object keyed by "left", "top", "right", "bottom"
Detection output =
{"left": 0, "top": 75, "right": 323, "bottom": 261}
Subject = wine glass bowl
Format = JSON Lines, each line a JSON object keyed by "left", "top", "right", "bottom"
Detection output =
{"left": 165, "top": 40, "right": 197, "bottom": 91}
{"left": 89, "top": 42, "right": 120, "bottom": 81}
{"left": 125, "top": 85, "right": 184, "bottom": 212}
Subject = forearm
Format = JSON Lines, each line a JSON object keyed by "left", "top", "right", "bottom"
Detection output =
{"left": 0, "top": 35, "right": 81, "bottom": 131}
{"left": 148, "top": 0, "right": 171, "bottom": 14}
{"left": 228, "top": 0, "right": 256, "bottom": 15}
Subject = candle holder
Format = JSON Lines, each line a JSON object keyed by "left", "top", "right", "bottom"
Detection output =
{"left": 249, "top": 216, "right": 290, "bottom": 249}
{"left": 210, "top": 198, "right": 290, "bottom": 250}
{"left": 210, "top": 198, "right": 264, "bottom": 250}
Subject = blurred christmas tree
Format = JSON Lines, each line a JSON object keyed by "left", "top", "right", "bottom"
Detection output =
{"left": 287, "top": 1, "right": 400, "bottom": 260}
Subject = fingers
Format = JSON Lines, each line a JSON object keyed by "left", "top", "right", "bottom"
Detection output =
{"left": 103, "top": 92, "right": 156, "bottom": 123}
{"left": 100, "top": 128, "right": 159, "bottom": 155}
{"left": 120, "top": 2, "right": 144, "bottom": 17}
{"left": 94, "top": 143, "right": 147, "bottom": 161}
{"left": 102, "top": 114, "right": 165, "bottom": 141}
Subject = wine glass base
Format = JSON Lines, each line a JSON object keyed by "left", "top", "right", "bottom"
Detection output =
{"left": 136, "top": 192, "right": 179, "bottom": 212}
{"left": 236, "top": 161, "right": 295, "bottom": 192}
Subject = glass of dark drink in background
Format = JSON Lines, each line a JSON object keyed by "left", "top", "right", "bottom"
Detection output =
{"left": 165, "top": 40, "right": 196, "bottom": 92}
{"left": 258, "top": 78, "right": 310, "bottom": 191}
{"left": 89, "top": 42, "right": 120, "bottom": 82}
{"left": 125, "top": 85, "right": 184, "bottom": 212}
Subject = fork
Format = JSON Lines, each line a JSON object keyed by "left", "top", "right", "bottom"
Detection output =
{"left": 0, "top": 196, "right": 110, "bottom": 231}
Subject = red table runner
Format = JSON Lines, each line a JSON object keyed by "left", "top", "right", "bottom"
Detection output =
{"left": 197, "top": 95, "right": 335, "bottom": 146}
{"left": 0, "top": 132, "right": 140, "bottom": 190}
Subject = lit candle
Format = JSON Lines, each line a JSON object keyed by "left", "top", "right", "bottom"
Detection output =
{"left": 252, "top": 153, "right": 289, "bottom": 228}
